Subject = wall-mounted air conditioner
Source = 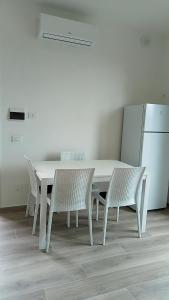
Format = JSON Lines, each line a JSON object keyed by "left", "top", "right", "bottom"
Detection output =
{"left": 39, "top": 13, "right": 96, "bottom": 47}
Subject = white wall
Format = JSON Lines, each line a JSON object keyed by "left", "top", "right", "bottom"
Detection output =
{"left": 160, "top": 37, "right": 169, "bottom": 104}
{"left": 0, "top": 0, "right": 166, "bottom": 207}
{"left": 0, "top": 8, "right": 3, "bottom": 207}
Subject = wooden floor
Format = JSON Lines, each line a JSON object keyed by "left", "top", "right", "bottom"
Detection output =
{"left": 1, "top": 206, "right": 169, "bottom": 300}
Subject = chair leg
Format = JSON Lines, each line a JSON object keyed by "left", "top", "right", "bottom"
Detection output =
{"left": 91, "top": 196, "right": 94, "bottom": 210}
{"left": 103, "top": 205, "right": 109, "bottom": 246}
{"left": 88, "top": 204, "right": 93, "bottom": 246}
{"left": 32, "top": 195, "right": 40, "bottom": 235}
{"left": 116, "top": 207, "right": 120, "bottom": 222}
{"left": 67, "top": 211, "right": 70, "bottom": 228}
{"left": 96, "top": 199, "right": 99, "bottom": 221}
{"left": 136, "top": 205, "right": 141, "bottom": 238}
{"left": 91, "top": 196, "right": 94, "bottom": 219}
{"left": 25, "top": 191, "right": 31, "bottom": 217}
{"left": 46, "top": 209, "right": 54, "bottom": 253}
{"left": 76, "top": 211, "right": 79, "bottom": 228}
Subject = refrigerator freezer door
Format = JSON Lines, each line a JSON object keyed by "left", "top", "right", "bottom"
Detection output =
{"left": 144, "top": 104, "right": 169, "bottom": 132}
{"left": 141, "top": 132, "right": 169, "bottom": 210}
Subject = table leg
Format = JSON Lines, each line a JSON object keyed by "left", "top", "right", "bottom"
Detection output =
{"left": 140, "top": 176, "right": 149, "bottom": 233}
{"left": 39, "top": 179, "right": 48, "bottom": 251}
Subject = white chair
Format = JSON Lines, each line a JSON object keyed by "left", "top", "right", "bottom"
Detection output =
{"left": 24, "top": 155, "right": 42, "bottom": 234}
{"left": 24, "top": 155, "right": 51, "bottom": 235}
{"left": 24, "top": 155, "right": 39, "bottom": 217}
{"left": 60, "top": 151, "right": 101, "bottom": 225}
{"left": 60, "top": 151, "right": 86, "bottom": 228}
{"left": 46, "top": 168, "right": 95, "bottom": 252}
{"left": 60, "top": 151, "right": 86, "bottom": 161}
{"left": 94, "top": 167, "right": 145, "bottom": 245}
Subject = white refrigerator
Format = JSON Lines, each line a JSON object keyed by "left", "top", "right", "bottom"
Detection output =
{"left": 121, "top": 103, "right": 169, "bottom": 210}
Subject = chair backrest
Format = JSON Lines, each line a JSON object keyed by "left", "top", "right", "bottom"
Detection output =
{"left": 51, "top": 168, "right": 95, "bottom": 212}
{"left": 106, "top": 167, "right": 145, "bottom": 208}
{"left": 24, "top": 155, "right": 38, "bottom": 198}
{"left": 60, "top": 151, "right": 86, "bottom": 161}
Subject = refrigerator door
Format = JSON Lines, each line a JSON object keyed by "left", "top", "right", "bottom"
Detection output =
{"left": 144, "top": 104, "right": 169, "bottom": 132}
{"left": 121, "top": 105, "right": 144, "bottom": 166}
{"left": 141, "top": 132, "right": 169, "bottom": 210}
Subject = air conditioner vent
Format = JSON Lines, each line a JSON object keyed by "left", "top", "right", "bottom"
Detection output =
{"left": 42, "top": 33, "right": 93, "bottom": 46}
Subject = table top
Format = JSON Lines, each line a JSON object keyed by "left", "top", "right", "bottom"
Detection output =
{"left": 33, "top": 160, "right": 132, "bottom": 183}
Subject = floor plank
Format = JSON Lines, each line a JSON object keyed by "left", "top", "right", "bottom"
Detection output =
{"left": 129, "top": 276, "right": 169, "bottom": 300}
{"left": 2, "top": 290, "right": 46, "bottom": 300}
{"left": 86, "top": 288, "right": 135, "bottom": 300}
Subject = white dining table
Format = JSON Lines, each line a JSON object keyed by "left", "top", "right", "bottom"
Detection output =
{"left": 33, "top": 160, "right": 149, "bottom": 251}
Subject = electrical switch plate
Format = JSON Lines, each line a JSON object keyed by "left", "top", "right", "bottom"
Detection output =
{"left": 11, "top": 135, "right": 22, "bottom": 143}
{"left": 27, "top": 112, "right": 36, "bottom": 119}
